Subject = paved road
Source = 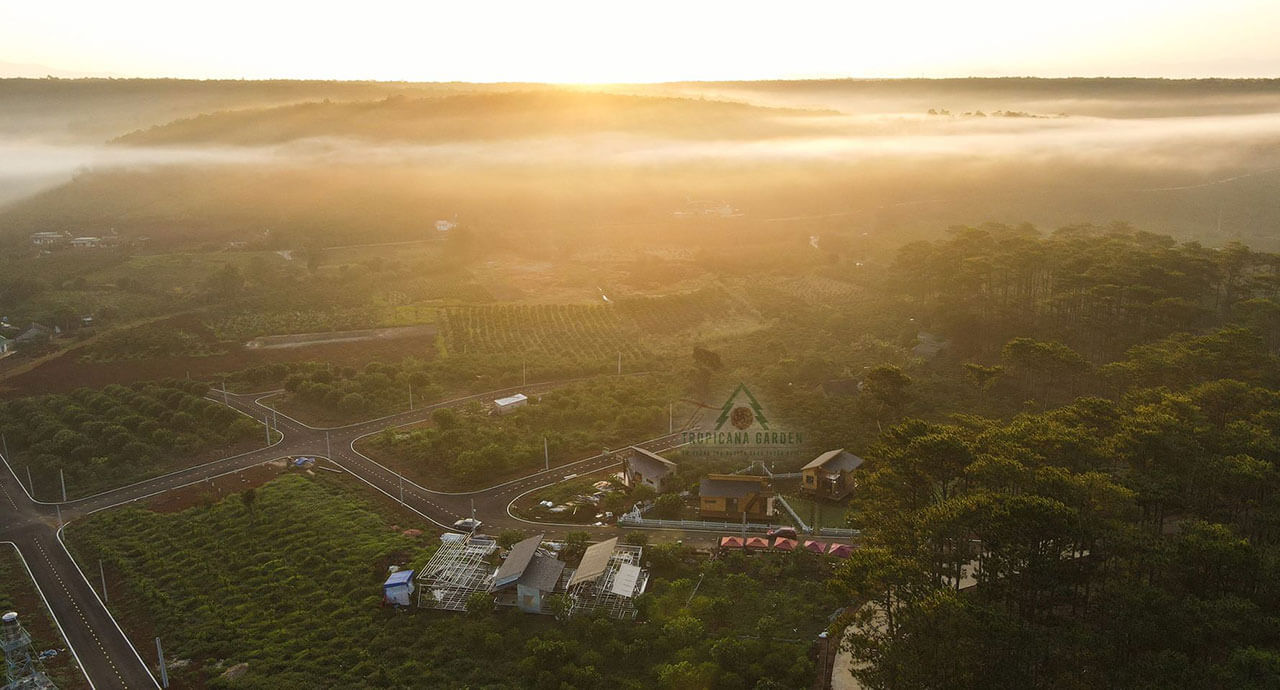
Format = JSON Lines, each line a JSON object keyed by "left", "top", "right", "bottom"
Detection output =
{"left": 0, "top": 455, "right": 159, "bottom": 689}
{"left": 0, "top": 378, "right": 704, "bottom": 688}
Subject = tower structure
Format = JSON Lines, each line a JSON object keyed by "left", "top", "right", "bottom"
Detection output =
{"left": 1, "top": 612, "right": 56, "bottom": 690}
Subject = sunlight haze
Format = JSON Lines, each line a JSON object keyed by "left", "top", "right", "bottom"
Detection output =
{"left": 2, "top": 0, "right": 1277, "bottom": 81}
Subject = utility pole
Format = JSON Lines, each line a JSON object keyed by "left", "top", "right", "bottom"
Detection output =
{"left": 398, "top": 472, "right": 404, "bottom": 505}
{"left": 60, "top": 469, "right": 66, "bottom": 502}
{"left": 155, "top": 637, "right": 169, "bottom": 688}
{"left": 741, "top": 511, "right": 747, "bottom": 540}
{"left": 99, "top": 559, "right": 109, "bottom": 602}
{"left": 408, "top": 383, "right": 414, "bottom": 411}
{"left": 264, "top": 416, "right": 271, "bottom": 446}
{"left": 325, "top": 431, "right": 331, "bottom": 458}
{"left": 617, "top": 351, "right": 621, "bottom": 375}
{"left": 544, "top": 436, "right": 549, "bottom": 471}
{"left": 669, "top": 403, "right": 673, "bottom": 434}
{"left": 25, "top": 466, "right": 33, "bottom": 496}
{"left": 221, "top": 380, "right": 228, "bottom": 405}
{"left": 522, "top": 359, "right": 527, "bottom": 386}
{"left": 1, "top": 432, "right": 7, "bottom": 458}
{"left": 470, "top": 498, "right": 476, "bottom": 521}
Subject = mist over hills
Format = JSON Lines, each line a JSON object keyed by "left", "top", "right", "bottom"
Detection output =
{"left": 2, "top": 77, "right": 1280, "bottom": 250}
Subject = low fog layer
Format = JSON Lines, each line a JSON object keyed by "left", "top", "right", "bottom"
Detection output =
{"left": 2, "top": 79, "right": 1280, "bottom": 247}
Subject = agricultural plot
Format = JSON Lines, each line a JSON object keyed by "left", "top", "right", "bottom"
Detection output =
{"left": 0, "top": 379, "right": 261, "bottom": 499}
{"left": 439, "top": 303, "right": 647, "bottom": 360}
{"left": 361, "top": 375, "right": 675, "bottom": 490}
{"left": 80, "top": 323, "right": 226, "bottom": 362}
{"left": 64, "top": 474, "right": 833, "bottom": 688}
{"left": 437, "top": 287, "right": 767, "bottom": 363}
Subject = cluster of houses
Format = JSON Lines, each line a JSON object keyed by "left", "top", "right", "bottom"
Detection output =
{"left": 621, "top": 445, "right": 865, "bottom": 521}
{"left": 0, "top": 322, "right": 58, "bottom": 358}
{"left": 395, "top": 533, "right": 649, "bottom": 619}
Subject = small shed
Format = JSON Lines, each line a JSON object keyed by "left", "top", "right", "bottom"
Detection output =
{"left": 383, "top": 569, "right": 415, "bottom": 606}
{"left": 493, "top": 393, "right": 528, "bottom": 415}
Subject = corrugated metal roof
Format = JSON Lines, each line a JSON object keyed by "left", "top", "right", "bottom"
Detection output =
{"left": 567, "top": 537, "right": 618, "bottom": 587}
{"left": 493, "top": 534, "right": 543, "bottom": 589}
{"left": 494, "top": 393, "right": 528, "bottom": 406}
{"left": 518, "top": 555, "right": 566, "bottom": 592}
{"left": 627, "top": 447, "right": 677, "bottom": 477}
{"left": 802, "top": 449, "right": 865, "bottom": 472}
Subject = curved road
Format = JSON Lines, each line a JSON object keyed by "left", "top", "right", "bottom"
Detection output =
{"left": 0, "top": 379, "right": 692, "bottom": 688}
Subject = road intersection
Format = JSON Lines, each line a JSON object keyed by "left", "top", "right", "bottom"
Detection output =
{"left": 0, "top": 380, "right": 690, "bottom": 688}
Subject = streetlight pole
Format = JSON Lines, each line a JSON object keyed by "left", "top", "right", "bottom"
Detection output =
{"left": 408, "top": 383, "right": 414, "bottom": 411}
{"left": 544, "top": 436, "right": 549, "bottom": 471}
{"left": 156, "top": 638, "right": 169, "bottom": 688}
{"left": 100, "top": 559, "right": 108, "bottom": 603}
{"left": 60, "top": 469, "right": 66, "bottom": 502}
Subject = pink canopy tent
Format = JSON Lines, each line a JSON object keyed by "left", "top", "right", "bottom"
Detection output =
{"left": 803, "top": 540, "right": 828, "bottom": 554}
{"left": 826, "top": 543, "right": 853, "bottom": 558}
{"left": 772, "top": 537, "right": 798, "bottom": 551}
{"left": 745, "top": 536, "right": 770, "bottom": 550}
{"left": 719, "top": 536, "right": 745, "bottom": 549}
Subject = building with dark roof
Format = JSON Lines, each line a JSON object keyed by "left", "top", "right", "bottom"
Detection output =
{"left": 698, "top": 474, "right": 775, "bottom": 520}
{"left": 801, "top": 449, "right": 865, "bottom": 500}
{"left": 621, "top": 446, "right": 678, "bottom": 492}
{"left": 491, "top": 533, "right": 570, "bottom": 614}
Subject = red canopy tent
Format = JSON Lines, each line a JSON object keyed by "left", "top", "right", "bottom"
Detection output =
{"left": 745, "top": 536, "right": 770, "bottom": 550}
{"left": 803, "top": 540, "right": 828, "bottom": 554}
{"left": 772, "top": 537, "right": 798, "bottom": 551}
{"left": 827, "top": 543, "right": 853, "bottom": 559}
{"left": 719, "top": 536, "right": 745, "bottom": 550}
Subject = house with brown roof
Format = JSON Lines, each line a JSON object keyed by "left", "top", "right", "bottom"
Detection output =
{"left": 801, "top": 449, "right": 865, "bottom": 500}
{"left": 698, "top": 474, "right": 775, "bottom": 520}
{"left": 621, "top": 446, "right": 678, "bottom": 492}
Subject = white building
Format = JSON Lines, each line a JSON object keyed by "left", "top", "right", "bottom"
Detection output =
{"left": 29, "top": 232, "right": 65, "bottom": 246}
{"left": 493, "top": 393, "right": 528, "bottom": 415}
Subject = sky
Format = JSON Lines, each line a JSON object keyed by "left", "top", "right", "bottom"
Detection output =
{"left": 1, "top": 0, "right": 1278, "bottom": 82}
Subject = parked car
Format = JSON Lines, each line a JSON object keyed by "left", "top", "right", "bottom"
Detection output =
{"left": 453, "top": 518, "right": 482, "bottom": 532}
{"left": 766, "top": 526, "right": 798, "bottom": 540}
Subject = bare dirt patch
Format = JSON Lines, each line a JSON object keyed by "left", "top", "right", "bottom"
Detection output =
{"left": 139, "top": 460, "right": 293, "bottom": 514}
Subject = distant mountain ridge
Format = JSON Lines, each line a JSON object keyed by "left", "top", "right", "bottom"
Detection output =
{"left": 112, "top": 91, "right": 836, "bottom": 146}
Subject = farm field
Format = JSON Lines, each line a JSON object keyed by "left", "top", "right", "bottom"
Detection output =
{"left": 0, "top": 546, "right": 91, "bottom": 689}
{"left": 358, "top": 376, "right": 681, "bottom": 491}
{"left": 0, "top": 379, "right": 263, "bottom": 499}
{"left": 64, "top": 473, "right": 836, "bottom": 688}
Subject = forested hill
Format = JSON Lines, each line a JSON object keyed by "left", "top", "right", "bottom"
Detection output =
{"left": 827, "top": 224, "right": 1280, "bottom": 688}
{"left": 113, "top": 92, "right": 832, "bottom": 146}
